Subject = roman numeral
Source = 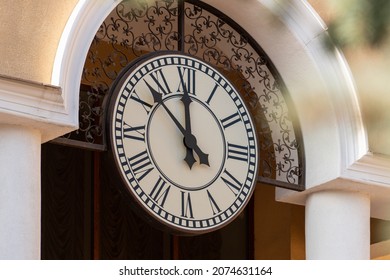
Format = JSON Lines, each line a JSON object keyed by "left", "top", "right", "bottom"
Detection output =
{"left": 123, "top": 122, "right": 145, "bottom": 142}
{"left": 128, "top": 150, "right": 153, "bottom": 182}
{"left": 206, "top": 83, "right": 219, "bottom": 105}
{"left": 181, "top": 191, "right": 194, "bottom": 219}
{"left": 220, "top": 111, "right": 242, "bottom": 129}
{"left": 130, "top": 90, "right": 153, "bottom": 114}
{"left": 148, "top": 69, "right": 171, "bottom": 95}
{"left": 227, "top": 143, "right": 249, "bottom": 162}
{"left": 149, "top": 177, "right": 171, "bottom": 208}
{"left": 207, "top": 190, "right": 221, "bottom": 215}
{"left": 177, "top": 66, "right": 196, "bottom": 94}
{"left": 221, "top": 169, "right": 242, "bottom": 196}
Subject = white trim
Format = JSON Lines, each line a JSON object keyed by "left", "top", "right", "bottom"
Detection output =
{"left": 260, "top": 0, "right": 328, "bottom": 45}
{"left": 0, "top": 75, "right": 63, "bottom": 112}
{"left": 276, "top": 152, "right": 390, "bottom": 220}
{"left": 260, "top": 0, "right": 368, "bottom": 183}
{"left": 343, "top": 153, "right": 390, "bottom": 188}
{"left": 51, "top": 0, "right": 87, "bottom": 87}
{"left": 343, "top": 153, "right": 390, "bottom": 220}
{"left": 0, "top": 75, "right": 75, "bottom": 142}
{"left": 51, "top": 0, "right": 122, "bottom": 127}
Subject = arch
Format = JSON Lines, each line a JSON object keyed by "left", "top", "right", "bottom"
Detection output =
{"left": 51, "top": 0, "right": 122, "bottom": 127}
{"left": 52, "top": 0, "right": 367, "bottom": 190}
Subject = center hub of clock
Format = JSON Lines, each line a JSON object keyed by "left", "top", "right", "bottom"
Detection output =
{"left": 184, "top": 134, "right": 197, "bottom": 149}
{"left": 146, "top": 95, "right": 226, "bottom": 191}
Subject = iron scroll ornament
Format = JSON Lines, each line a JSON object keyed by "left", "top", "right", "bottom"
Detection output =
{"left": 54, "top": 0, "right": 305, "bottom": 191}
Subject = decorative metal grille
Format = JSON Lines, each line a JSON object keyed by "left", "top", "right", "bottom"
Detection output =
{"left": 54, "top": 0, "right": 305, "bottom": 190}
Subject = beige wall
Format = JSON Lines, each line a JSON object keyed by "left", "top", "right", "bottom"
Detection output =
{"left": 0, "top": 0, "right": 78, "bottom": 84}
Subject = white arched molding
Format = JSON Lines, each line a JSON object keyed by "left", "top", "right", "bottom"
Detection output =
{"left": 51, "top": 0, "right": 122, "bottom": 130}
{"left": 264, "top": 0, "right": 368, "bottom": 175}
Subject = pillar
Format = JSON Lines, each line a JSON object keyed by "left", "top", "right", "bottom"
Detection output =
{"left": 0, "top": 125, "right": 41, "bottom": 259}
{"left": 305, "top": 190, "right": 370, "bottom": 259}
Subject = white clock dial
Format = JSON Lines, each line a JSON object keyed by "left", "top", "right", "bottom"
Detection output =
{"left": 108, "top": 53, "right": 258, "bottom": 234}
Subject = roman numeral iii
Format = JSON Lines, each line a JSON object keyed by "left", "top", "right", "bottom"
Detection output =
{"left": 227, "top": 143, "right": 249, "bottom": 162}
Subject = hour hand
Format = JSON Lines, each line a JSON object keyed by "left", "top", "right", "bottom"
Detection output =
{"left": 184, "top": 134, "right": 209, "bottom": 166}
{"left": 183, "top": 142, "right": 196, "bottom": 169}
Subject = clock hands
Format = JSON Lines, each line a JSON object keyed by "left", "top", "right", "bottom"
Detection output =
{"left": 145, "top": 81, "right": 209, "bottom": 168}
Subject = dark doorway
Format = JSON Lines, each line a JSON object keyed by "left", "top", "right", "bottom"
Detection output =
{"left": 41, "top": 143, "right": 253, "bottom": 260}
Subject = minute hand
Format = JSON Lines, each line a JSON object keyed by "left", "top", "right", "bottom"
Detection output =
{"left": 145, "top": 81, "right": 209, "bottom": 166}
{"left": 181, "top": 86, "right": 197, "bottom": 169}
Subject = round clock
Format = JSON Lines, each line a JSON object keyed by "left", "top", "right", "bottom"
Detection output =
{"left": 108, "top": 52, "right": 258, "bottom": 234}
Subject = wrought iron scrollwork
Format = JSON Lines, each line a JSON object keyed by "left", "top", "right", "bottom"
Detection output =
{"left": 183, "top": 2, "right": 303, "bottom": 188}
{"left": 55, "top": 0, "right": 304, "bottom": 190}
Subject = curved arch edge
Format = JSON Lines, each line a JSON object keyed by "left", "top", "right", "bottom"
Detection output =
{"left": 51, "top": 0, "right": 122, "bottom": 130}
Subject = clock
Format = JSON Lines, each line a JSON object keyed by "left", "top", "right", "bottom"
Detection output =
{"left": 108, "top": 52, "right": 258, "bottom": 234}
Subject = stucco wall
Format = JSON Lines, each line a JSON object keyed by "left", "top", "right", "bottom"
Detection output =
{"left": 0, "top": 0, "right": 78, "bottom": 84}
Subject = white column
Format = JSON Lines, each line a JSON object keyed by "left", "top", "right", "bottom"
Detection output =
{"left": 305, "top": 190, "right": 370, "bottom": 259}
{"left": 0, "top": 125, "right": 41, "bottom": 259}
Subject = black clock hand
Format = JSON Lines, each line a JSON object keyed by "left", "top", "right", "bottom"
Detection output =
{"left": 145, "top": 81, "right": 209, "bottom": 167}
{"left": 181, "top": 85, "right": 197, "bottom": 169}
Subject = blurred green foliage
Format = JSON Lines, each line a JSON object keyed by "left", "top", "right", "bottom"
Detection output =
{"left": 328, "top": 0, "right": 390, "bottom": 48}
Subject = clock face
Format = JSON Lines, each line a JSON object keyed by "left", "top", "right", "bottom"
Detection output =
{"left": 108, "top": 52, "right": 258, "bottom": 234}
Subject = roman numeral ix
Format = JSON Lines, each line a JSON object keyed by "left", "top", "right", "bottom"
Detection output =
{"left": 123, "top": 122, "right": 145, "bottom": 142}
